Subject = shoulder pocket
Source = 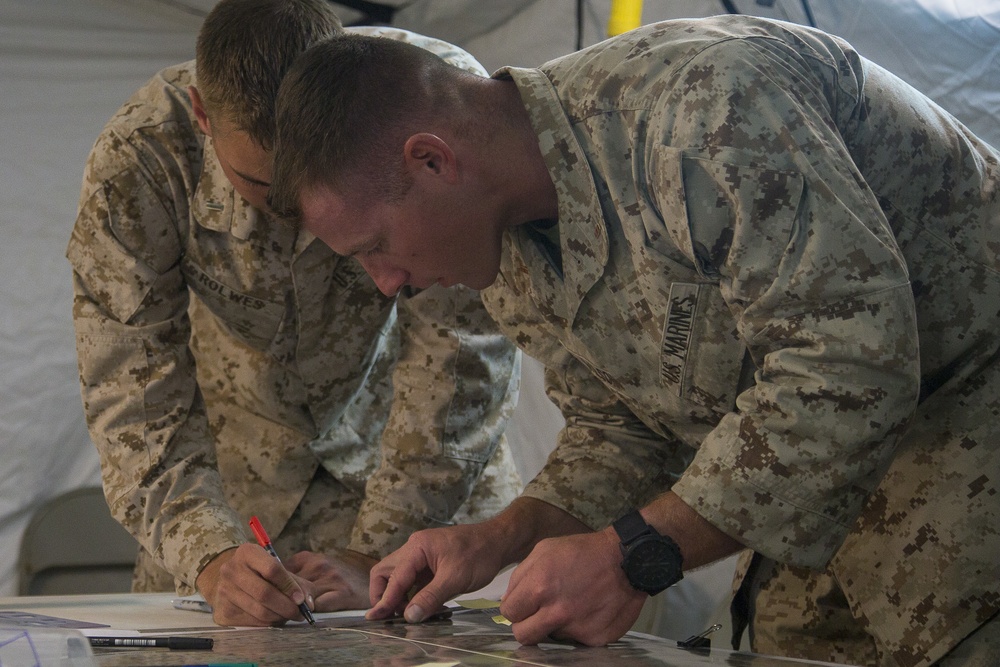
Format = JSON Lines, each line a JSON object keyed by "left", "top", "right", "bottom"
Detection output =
{"left": 648, "top": 146, "right": 801, "bottom": 415}
{"left": 649, "top": 145, "right": 803, "bottom": 304}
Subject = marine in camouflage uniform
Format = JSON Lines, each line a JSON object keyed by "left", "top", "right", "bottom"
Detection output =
{"left": 67, "top": 27, "right": 521, "bottom": 597}
{"left": 475, "top": 16, "right": 998, "bottom": 667}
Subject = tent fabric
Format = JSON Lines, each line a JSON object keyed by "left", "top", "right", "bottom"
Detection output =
{"left": 0, "top": 0, "right": 203, "bottom": 598}
{"left": 389, "top": 0, "right": 1000, "bottom": 148}
{"left": 1, "top": 0, "right": 997, "bottom": 642}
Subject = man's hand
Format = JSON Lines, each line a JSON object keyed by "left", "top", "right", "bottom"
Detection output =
{"left": 366, "top": 522, "right": 507, "bottom": 623}
{"left": 500, "top": 527, "right": 646, "bottom": 646}
{"left": 498, "top": 492, "right": 744, "bottom": 646}
{"left": 284, "top": 549, "right": 374, "bottom": 611}
{"left": 366, "top": 498, "right": 592, "bottom": 624}
{"left": 196, "top": 544, "right": 311, "bottom": 626}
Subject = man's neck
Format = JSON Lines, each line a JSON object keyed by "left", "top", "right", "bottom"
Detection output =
{"left": 487, "top": 79, "right": 559, "bottom": 230}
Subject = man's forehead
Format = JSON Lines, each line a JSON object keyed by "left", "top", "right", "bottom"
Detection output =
{"left": 301, "top": 185, "right": 383, "bottom": 256}
{"left": 301, "top": 183, "right": 348, "bottom": 219}
{"left": 301, "top": 185, "right": 353, "bottom": 235}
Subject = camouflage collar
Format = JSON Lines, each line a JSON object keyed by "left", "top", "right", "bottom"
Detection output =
{"left": 192, "top": 138, "right": 303, "bottom": 255}
{"left": 191, "top": 138, "right": 241, "bottom": 234}
{"left": 496, "top": 66, "right": 609, "bottom": 323}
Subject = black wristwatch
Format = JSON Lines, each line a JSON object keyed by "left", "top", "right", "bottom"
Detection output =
{"left": 612, "top": 509, "right": 684, "bottom": 596}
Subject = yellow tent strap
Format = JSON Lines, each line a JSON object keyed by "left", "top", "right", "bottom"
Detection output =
{"left": 607, "top": 0, "right": 643, "bottom": 36}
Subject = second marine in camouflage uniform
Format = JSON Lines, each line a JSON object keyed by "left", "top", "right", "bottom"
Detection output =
{"left": 480, "top": 16, "right": 999, "bottom": 667}
{"left": 68, "top": 28, "right": 521, "bottom": 595}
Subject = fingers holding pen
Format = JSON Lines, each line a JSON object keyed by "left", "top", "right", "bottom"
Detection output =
{"left": 207, "top": 543, "right": 311, "bottom": 626}
{"left": 248, "top": 516, "right": 316, "bottom": 624}
{"left": 261, "top": 550, "right": 314, "bottom": 617}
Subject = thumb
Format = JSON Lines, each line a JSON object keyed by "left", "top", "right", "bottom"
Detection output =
{"left": 404, "top": 581, "right": 449, "bottom": 623}
{"left": 277, "top": 569, "right": 308, "bottom": 606}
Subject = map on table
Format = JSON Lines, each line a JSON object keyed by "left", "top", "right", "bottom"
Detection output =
{"left": 0, "top": 610, "right": 109, "bottom": 628}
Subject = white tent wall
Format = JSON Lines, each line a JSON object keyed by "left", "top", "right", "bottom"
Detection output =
{"left": 1, "top": 0, "right": 996, "bottom": 644}
{"left": 0, "top": 0, "right": 203, "bottom": 596}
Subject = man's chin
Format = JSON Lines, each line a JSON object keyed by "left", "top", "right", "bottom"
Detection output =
{"left": 466, "top": 269, "right": 502, "bottom": 291}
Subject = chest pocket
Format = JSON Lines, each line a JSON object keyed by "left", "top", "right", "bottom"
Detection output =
{"left": 183, "top": 255, "right": 285, "bottom": 348}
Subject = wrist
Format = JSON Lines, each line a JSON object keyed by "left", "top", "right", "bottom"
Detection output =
{"left": 612, "top": 508, "right": 684, "bottom": 596}
{"left": 339, "top": 549, "right": 378, "bottom": 571}
{"left": 491, "top": 497, "right": 589, "bottom": 563}
{"left": 195, "top": 547, "right": 237, "bottom": 603}
{"left": 483, "top": 501, "right": 535, "bottom": 564}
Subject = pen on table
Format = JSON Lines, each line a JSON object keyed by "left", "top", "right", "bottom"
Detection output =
{"left": 249, "top": 515, "right": 316, "bottom": 625}
{"left": 88, "top": 636, "right": 213, "bottom": 650}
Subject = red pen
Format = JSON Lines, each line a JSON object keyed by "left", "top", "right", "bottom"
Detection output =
{"left": 248, "top": 515, "right": 316, "bottom": 625}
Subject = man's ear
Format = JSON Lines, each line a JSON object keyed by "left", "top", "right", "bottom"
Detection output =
{"left": 402, "top": 133, "right": 458, "bottom": 184}
{"left": 188, "top": 86, "right": 212, "bottom": 137}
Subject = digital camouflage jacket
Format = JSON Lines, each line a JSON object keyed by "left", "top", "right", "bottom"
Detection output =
{"left": 69, "top": 28, "right": 521, "bottom": 592}
{"left": 484, "top": 16, "right": 999, "bottom": 667}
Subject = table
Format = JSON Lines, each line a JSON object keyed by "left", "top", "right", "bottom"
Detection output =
{"left": 0, "top": 593, "right": 845, "bottom": 666}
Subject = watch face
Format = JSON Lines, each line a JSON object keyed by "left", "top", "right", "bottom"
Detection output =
{"left": 624, "top": 537, "right": 683, "bottom": 592}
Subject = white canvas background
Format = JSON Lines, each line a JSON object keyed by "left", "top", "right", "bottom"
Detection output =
{"left": 1, "top": 0, "right": 997, "bottom": 642}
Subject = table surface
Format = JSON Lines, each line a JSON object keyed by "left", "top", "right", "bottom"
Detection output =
{"left": 0, "top": 593, "right": 843, "bottom": 666}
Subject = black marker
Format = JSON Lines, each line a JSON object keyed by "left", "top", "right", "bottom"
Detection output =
{"left": 88, "top": 636, "right": 214, "bottom": 650}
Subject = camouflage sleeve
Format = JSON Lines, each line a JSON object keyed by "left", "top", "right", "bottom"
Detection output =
{"left": 658, "top": 36, "right": 920, "bottom": 567}
{"left": 347, "top": 284, "right": 520, "bottom": 559}
{"left": 66, "top": 125, "right": 245, "bottom": 588}
{"left": 347, "top": 25, "right": 488, "bottom": 76}
{"left": 482, "top": 256, "right": 696, "bottom": 529}
{"left": 521, "top": 347, "right": 695, "bottom": 529}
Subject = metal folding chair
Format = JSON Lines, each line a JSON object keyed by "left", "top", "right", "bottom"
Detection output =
{"left": 17, "top": 486, "right": 137, "bottom": 596}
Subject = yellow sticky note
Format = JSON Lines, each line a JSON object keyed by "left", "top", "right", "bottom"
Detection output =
{"left": 455, "top": 598, "right": 511, "bottom": 626}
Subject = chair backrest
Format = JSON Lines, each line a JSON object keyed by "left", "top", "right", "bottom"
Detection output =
{"left": 17, "top": 486, "right": 137, "bottom": 596}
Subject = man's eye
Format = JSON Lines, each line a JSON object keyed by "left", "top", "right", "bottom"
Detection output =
{"left": 239, "top": 174, "right": 269, "bottom": 189}
{"left": 363, "top": 243, "right": 382, "bottom": 257}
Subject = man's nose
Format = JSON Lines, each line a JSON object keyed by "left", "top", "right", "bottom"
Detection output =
{"left": 362, "top": 258, "right": 408, "bottom": 297}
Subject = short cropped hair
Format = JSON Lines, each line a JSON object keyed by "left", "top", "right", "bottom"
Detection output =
{"left": 195, "top": 0, "right": 343, "bottom": 149}
{"left": 269, "top": 34, "right": 460, "bottom": 222}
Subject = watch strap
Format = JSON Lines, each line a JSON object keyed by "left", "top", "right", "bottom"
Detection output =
{"left": 613, "top": 509, "right": 653, "bottom": 546}
{"left": 613, "top": 509, "right": 685, "bottom": 595}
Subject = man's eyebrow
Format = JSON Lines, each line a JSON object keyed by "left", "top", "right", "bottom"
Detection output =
{"left": 233, "top": 168, "right": 271, "bottom": 188}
